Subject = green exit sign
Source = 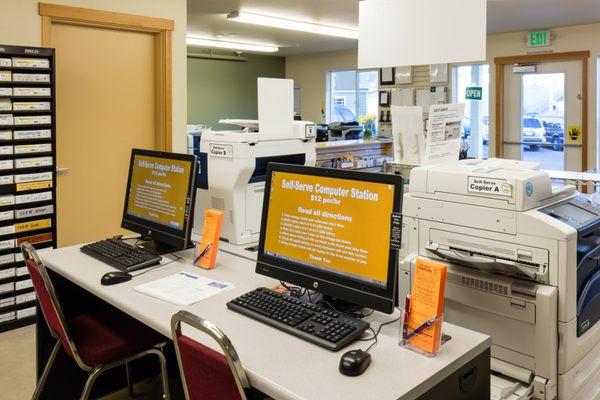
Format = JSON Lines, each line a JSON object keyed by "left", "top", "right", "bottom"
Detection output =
{"left": 465, "top": 86, "right": 483, "bottom": 101}
{"left": 528, "top": 31, "right": 552, "bottom": 47}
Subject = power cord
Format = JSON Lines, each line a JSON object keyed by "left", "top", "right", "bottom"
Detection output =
{"left": 362, "top": 307, "right": 404, "bottom": 353}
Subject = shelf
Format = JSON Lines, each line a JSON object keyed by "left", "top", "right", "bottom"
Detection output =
{"left": 0, "top": 314, "right": 36, "bottom": 333}
{"left": 0, "top": 81, "right": 52, "bottom": 86}
{"left": 0, "top": 96, "right": 52, "bottom": 100}
{"left": 0, "top": 67, "right": 51, "bottom": 72}
{"left": 0, "top": 110, "right": 52, "bottom": 115}
{"left": 0, "top": 124, "right": 52, "bottom": 130}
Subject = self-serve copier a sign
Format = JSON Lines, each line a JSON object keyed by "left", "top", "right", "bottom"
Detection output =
{"left": 467, "top": 176, "right": 512, "bottom": 197}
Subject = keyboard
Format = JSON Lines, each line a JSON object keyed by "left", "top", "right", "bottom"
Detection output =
{"left": 227, "top": 287, "right": 370, "bottom": 351}
{"left": 80, "top": 238, "right": 162, "bottom": 272}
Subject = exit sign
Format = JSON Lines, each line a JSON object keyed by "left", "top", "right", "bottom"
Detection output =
{"left": 465, "top": 86, "right": 483, "bottom": 101}
{"left": 528, "top": 31, "right": 552, "bottom": 47}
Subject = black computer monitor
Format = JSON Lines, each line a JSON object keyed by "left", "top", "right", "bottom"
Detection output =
{"left": 256, "top": 163, "right": 403, "bottom": 314}
{"left": 121, "top": 149, "right": 198, "bottom": 254}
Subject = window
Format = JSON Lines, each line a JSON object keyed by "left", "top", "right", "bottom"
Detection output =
{"left": 452, "top": 64, "right": 490, "bottom": 159}
{"left": 326, "top": 70, "right": 379, "bottom": 125}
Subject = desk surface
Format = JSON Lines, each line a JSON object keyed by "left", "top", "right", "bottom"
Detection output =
{"left": 40, "top": 246, "right": 490, "bottom": 400}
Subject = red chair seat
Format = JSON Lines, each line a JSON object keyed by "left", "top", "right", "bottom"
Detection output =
{"left": 69, "top": 308, "right": 165, "bottom": 366}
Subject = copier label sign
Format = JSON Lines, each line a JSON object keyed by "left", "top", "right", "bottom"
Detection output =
{"left": 209, "top": 144, "right": 233, "bottom": 158}
{"left": 467, "top": 177, "right": 512, "bottom": 197}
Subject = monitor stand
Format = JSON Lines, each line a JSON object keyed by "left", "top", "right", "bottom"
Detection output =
{"left": 137, "top": 237, "right": 193, "bottom": 255}
{"left": 319, "top": 295, "right": 366, "bottom": 315}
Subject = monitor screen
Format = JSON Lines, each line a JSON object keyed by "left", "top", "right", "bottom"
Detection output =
{"left": 122, "top": 149, "right": 197, "bottom": 249}
{"left": 257, "top": 164, "right": 403, "bottom": 313}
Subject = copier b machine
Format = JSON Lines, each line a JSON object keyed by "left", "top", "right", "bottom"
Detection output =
{"left": 400, "top": 159, "right": 600, "bottom": 400}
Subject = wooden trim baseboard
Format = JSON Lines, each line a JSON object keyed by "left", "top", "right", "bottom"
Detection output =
{"left": 39, "top": 3, "right": 174, "bottom": 31}
{"left": 494, "top": 51, "right": 590, "bottom": 170}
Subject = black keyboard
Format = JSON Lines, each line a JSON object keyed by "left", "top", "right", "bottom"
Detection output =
{"left": 80, "top": 239, "right": 162, "bottom": 272}
{"left": 227, "top": 287, "right": 370, "bottom": 351}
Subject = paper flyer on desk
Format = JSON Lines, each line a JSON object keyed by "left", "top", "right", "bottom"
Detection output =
{"left": 423, "top": 103, "right": 464, "bottom": 165}
{"left": 134, "top": 271, "right": 234, "bottom": 306}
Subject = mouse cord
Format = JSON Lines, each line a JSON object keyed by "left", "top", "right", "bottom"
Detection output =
{"left": 363, "top": 307, "right": 404, "bottom": 353}
{"left": 131, "top": 253, "right": 183, "bottom": 277}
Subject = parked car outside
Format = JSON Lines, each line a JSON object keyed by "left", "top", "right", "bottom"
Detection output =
{"left": 522, "top": 117, "right": 546, "bottom": 151}
{"left": 542, "top": 121, "right": 564, "bottom": 151}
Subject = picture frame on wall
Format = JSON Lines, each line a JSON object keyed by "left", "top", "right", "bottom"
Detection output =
{"left": 395, "top": 66, "right": 412, "bottom": 84}
{"left": 430, "top": 63, "right": 448, "bottom": 83}
{"left": 380, "top": 67, "right": 395, "bottom": 85}
{"left": 379, "top": 90, "right": 390, "bottom": 106}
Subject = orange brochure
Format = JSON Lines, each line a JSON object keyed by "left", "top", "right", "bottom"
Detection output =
{"left": 407, "top": 258, "right": 447, "bottom": 354}
{"left": 194, "top": 209, "right": 223, "bottom": 270}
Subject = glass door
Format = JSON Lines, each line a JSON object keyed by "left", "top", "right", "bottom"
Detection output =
{"left": 503, "top": 61, "right": 583, "bottom": 171}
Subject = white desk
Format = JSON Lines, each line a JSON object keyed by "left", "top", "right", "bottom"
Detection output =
{"left": 40, "top": 246, "right": 491, "bottom": 400}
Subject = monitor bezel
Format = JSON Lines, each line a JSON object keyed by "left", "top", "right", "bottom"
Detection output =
{"left": 256, "top": 163, "right": 403, "bottom": 314}
{"left": 121, "top": 148, "right": 198, "bottom": 249}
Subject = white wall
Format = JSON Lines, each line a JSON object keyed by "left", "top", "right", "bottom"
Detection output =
{"left": 287, "top": 22, "right": 600, "bottom": 168}
{"left": 0, "top": 0, "right": 187, "bottom": 152}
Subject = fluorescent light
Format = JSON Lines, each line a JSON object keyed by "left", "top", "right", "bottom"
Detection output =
{"left": 227, "top": 11, "right": 359, "bottom": 40}
{"left": 186, "top": 37, "right": 279, "bottom": 53}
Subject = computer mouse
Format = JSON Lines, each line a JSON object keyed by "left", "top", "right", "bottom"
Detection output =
{"left": 101, "top": 271, "right": 132, "bottom": 286}
{"left": 339, "top": 349, "right": 371, "bottom": 376}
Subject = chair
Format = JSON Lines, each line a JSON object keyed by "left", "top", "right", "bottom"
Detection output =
{"left": 21, "top": 242, "right": 170, "bottom": 400}
{"left": 171, "top": 310, "right": 255, "bottom": 400}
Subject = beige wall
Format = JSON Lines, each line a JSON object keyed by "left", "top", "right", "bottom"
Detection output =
{"left": 286, "top": 50, "right": 357, "bottom": 124}
{"left": 0, "top": 0, "right": 187, "bottom": 152}
{"left": 287, "top": 22, "right": 600, "bottom": 168}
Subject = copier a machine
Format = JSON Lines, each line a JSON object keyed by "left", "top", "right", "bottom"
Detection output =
{"left": 400, "top": 159, "right": 600, "bottom": 400}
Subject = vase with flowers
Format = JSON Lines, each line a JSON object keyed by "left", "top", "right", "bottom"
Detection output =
{"left": 358, "top": 114, "right": 377, "bottom": 140}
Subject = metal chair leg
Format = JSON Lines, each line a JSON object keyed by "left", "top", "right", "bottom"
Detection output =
{"left": 155, "top": 349, "right": 171, "bottom": 400}
{"left": 32, "top": 340, "right": 61, "bottom": 400}
{"left": 80, "top": 367, "right": 103, "bottom": 400}
{"left": 125, "top": 362, "right": 134, "bottom": 398}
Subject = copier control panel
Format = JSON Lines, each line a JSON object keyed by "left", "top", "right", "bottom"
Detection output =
{"left": 541, "top": 195, "right": 600, "bottom": 232}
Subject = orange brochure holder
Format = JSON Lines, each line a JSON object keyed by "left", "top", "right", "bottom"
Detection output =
{"left": 400, "top": 258, "right": 447, "bottom": 356}
{"left": 194, "top": 209, "right": 223, "bottom": 270}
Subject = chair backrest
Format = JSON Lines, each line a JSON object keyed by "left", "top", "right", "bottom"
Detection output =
{"left": 21, "top": 242, "right": 75, "bottom": 358}
{"left": 171, "top": 310, "right": 251, "bottom": 400}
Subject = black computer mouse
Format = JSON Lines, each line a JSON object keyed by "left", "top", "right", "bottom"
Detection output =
{"left": 339, "top": 349, "right": 372, "bottom": 376}
{"left": 101, "top": 271, "right": 132, "bottom": 286}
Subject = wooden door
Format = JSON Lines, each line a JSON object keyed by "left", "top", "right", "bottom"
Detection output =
{"left": 51, "top": 22, "right": 157, "bottom": 246}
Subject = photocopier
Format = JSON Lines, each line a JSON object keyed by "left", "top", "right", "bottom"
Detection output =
{"left": 400, "top": 159, "right": 600, "bottom": 400}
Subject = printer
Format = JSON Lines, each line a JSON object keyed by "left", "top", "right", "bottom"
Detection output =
{"left": 400, "top": 159, "right": 600, "bottom": 400}
{"left": 190, "top": 78, "right": 316, "bottom": 246}
{"left": 327, "top": 121, "right": 364, "bottom": 141}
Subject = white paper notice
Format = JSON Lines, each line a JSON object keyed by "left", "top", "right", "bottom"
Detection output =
{"left": 423, "top": 104, "right": 465, "bottom": 165}
{"left": 134, "top": 271, "right": 234, "bottom": 306}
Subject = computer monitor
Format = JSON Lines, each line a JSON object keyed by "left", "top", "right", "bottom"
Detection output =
{"left": 256, "top": 163, "right": 403, "bottom": 313}
{"left": 121, "top": 149, "right": 198, "bottom": 254}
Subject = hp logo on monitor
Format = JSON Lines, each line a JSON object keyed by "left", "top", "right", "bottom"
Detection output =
{"left": 313, "top": 282, "right": 319, "bottom": 289}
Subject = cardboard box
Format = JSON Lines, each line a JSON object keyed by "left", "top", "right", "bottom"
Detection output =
{"left": 14, "top": 115, "right": 51, "bottom": 125}
{"left": 16, "top": 181, "right": 52, "bottom": 192}
{"left": 15, "top": 156, "right": 53, "bottom": 169}
{"left": 0, "top": 71, "right": 11, "bottom": 82}
{"left": 15, "top": 218, "right": 52, "bottom": 233}
{"left": 0, "top": 282, "right": 14, "bottom": 294}
{"left": 15, "top": 171, "right": 52, "bottom": 183}
{"left": 0, "top": 225, "right": 15, "bottom": 236}
{"left": 0, "top": 87, "right": 12, "bottom": 96}
{"left": 0, "top": 267, "right": 15, "bottom": 280}
{"left": 0, "top": 253, "right": 15, "bottom": 265}
{"left": 0, "top": 296, "right": 15, "bottom": 309}
{"left": 12, "top": 73, "right": 50, "bottom": 83}
{"left": 12, "top": 102, "right": 50, "bottom": 111}
{"left": 0, "top": 131, "right": 12, "bottom": 141}
{"left": 13, "top": 129, "right": 51, "bottom": 140}
{"left": 14, "top": 143, "right": 51, "bottom": 154}
{"left": 0, "top": 175, "right": 13, "bottom": 186}
{"left": 0, "top": 210, "right": 14, "bottom": 221}
{"left": 15, "top": 191, "right": 52, "bottom": 204}
{"left": 0, "top": 58, "right": 11, "bottom": 67}
{"left": 12, "top": 57, "right": 50, "bottom": 68}
{"left": 0, "top": 310, "right": 16, "bottom": 323}
{"left": 0, "top": 239, "right": 14, "bottom": 251}
{"left": 13, "top": 87, "right": 51, "bottom": 97}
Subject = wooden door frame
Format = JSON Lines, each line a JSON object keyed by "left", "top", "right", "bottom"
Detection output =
{"left": 494, "top": 51, "right": 590, "bottom": 170}
{"left": 39, "top": 2, "right": 174, "bottom": 151}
